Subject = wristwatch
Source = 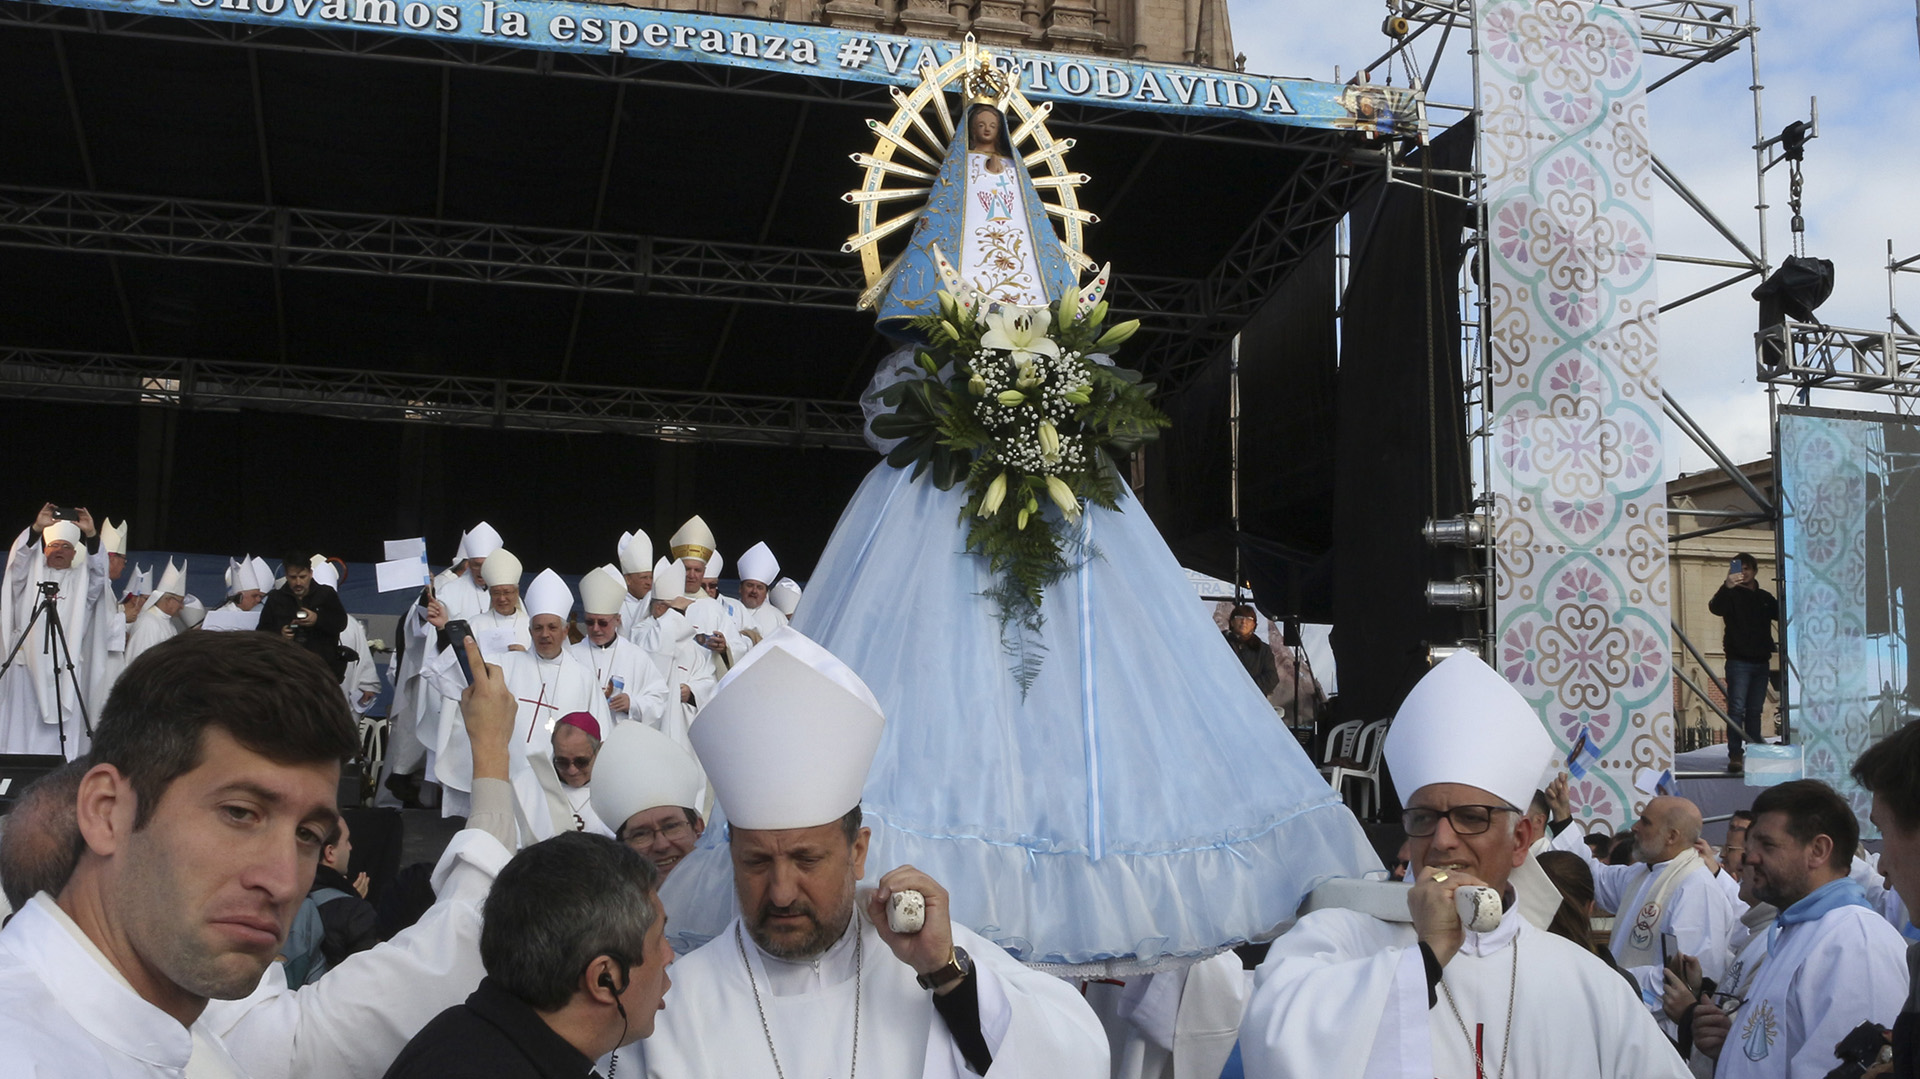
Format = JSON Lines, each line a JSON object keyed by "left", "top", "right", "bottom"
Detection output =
{"left": 916, "top": 947, "right": 973, "bottom": 992}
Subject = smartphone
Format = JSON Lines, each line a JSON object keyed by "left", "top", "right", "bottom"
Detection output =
{"left": 50, "top": 506, "right": 78, "bottom": 522}
{"left": 694, "top": 632, "right": 710, "bottom": 647}
{"left": 1728, "top": 558, "right": 1743, "bottom": 576}
{"left": 445, "top": 619, "right": 475, "bottom": 686}
{"left": 1661, "top": 932, "right": 1681, "bottom": 968}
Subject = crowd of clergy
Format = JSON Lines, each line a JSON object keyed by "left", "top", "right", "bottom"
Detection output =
{"left": 0, "top": 500, "right": 1916, "bottom": 1079}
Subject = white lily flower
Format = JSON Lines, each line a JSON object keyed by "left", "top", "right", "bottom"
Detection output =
{"left": 980, "top": 305, "right": 1062, "bottom": 364}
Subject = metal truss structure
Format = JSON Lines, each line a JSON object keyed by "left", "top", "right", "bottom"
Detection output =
{"left": 0, "top": 184, "right": 1203, "bottom": 326}
{"left": 1755, "top": 245, "right": 1920, "bottom": 414}
{"left": 1367, "top": 0, "right": 1779, "bottom": 743}
{"left": 0, "top": 346, "right": 870, "bottom": 447}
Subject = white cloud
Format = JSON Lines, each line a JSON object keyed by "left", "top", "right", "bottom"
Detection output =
{"left": 1228, "top": 0, "right": 1920, "bottom": 477}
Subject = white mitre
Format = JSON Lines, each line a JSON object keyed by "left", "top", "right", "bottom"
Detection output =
{"left": 451, "top": 529, "right": 471, "bottom": 563}
{"left": 465, "top": 521, "right": 504, "bottom": 560}
{"left": 178, "top": 595, "right": 207, "bottom": 630}
{"left": 647, "top": 557, "right": 685, "bottom": 607}
{"left": 480, "top": 548, "right": 523, "bottom": 589}
{"left": 705, "top": 550, "right": 723, "bottom": 581}
{"left": 737, "top": 542, "right": 779, "bottom": 586}
{"left": 224, "top": 558, "right": 243, "bottom": 596}
{"left": 43, "top": 521, "right": 82, "bottom": 549}
{"left": 100, "top": 519, "right": 129, "bottom": 557}
{"left": 770, "top": 577, "right": 803, "bottom": 617}
{"left": 690, "top": 627, "right": 885, "bottom": 830}
{"left": 153, "top": 559, "right": 187, "bottom": 600}
{"left": 591, "top": 722, "right": 708, "bottom": 828}
{"left": 309, "top": 557, "right": 341, "bottom": 591}
{"left": 525, "top": 569, "right": 573, "bottom": 621}
{"left": 667, "top": 515, "right": 716, "bottom": 564}
{"left": 581, "top": 565, "right": 627, "bottom": 616}
{"left": 1382, "top": 651, "right": 1554, "bottom": 810}
{"left": 129, "top": 565, "right": 153, "bottom": 597}
{"left": 247, "top": 556, "right": 273, "bottom": 593}
{"left": 618, "top": 530, "right": 653, "bottom": 574}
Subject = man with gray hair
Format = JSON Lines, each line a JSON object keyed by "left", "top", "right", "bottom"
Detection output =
{"left": 0, "top": 759, "right": 88, "bottom": 919}
{"left": 382, "top": 832, "right": 672, "bottom": 1078}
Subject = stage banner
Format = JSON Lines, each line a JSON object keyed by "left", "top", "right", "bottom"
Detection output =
{"left": 1478, "top": 1, "right": 1670, "bottom": 831}
{"left": 1779, "top": 407, "right": 1915, "bottom": 834}
{"left": 1, "top": 0, "right": 1418, "bottom": 134}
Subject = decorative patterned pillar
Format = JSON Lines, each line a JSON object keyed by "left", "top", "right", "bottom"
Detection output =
{"left": 1478, "top": 1, "right": 1672, "bottom": 830}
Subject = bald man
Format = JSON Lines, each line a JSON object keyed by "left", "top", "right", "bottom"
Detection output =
{"left": 0, "top": 759, "right": 87, "bottom": 918}
{"left": 1558, "top": 795, "right": 1740, "bottom": 1022}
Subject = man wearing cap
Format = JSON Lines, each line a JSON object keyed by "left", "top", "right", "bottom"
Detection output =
{"left": 548, "top": 712, "right": 615, "bottom": 837}
{"left": 732, "top": 542, "right": 788, "bottom": 654}
{"left": 1242, "top": 653, "right": 1689, "bottom": 1078}
{"left": 591, "top": 722, "right": 709, "bottom": 879}
{"left": 613, "top": 628, "right": 1109, "bottom": 1079}
{"left": 2, "top": 504, "right": 105, "bottom": 757}
{"left": 429, "top": 568, "right": 610, "bottom": 842}
{"left": 569, "top": 565, "right": 669, "bottom": 731}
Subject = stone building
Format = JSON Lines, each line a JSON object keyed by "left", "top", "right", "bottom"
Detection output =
{"left": 579, "top": 0, "right": 1239, "bottom": 67}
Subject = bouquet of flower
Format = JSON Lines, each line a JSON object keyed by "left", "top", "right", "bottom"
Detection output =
{"left": 868, "top": 281, "right": 1169, "bottom": 654}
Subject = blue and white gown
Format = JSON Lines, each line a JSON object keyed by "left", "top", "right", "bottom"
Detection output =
{"left": 658, "top": 106, "right": 1379, "bottom": 970}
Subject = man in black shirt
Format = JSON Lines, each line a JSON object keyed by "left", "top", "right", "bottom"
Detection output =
{"left": 1707, "top": 552, "right": 1776, "bottom": 774}
{"left": 383, "top": 832, "right": 670, "bottom": 1079}
{"left": 258, "top": 552, "right": 351, "bottom": 681}
{"left": 1222, "top": 604, "right": 1281, "bottom": 697}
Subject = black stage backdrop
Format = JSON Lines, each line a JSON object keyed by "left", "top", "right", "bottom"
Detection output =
{"left": 2, "top": 399, "right": 876, "bottom": 579}
{"left": 1145, "top": 121, "right": 1479, "bottom": 740}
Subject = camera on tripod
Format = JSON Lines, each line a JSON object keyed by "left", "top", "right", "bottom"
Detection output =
{"left": 36, "top": 581, "right": 60, "bottom": 598}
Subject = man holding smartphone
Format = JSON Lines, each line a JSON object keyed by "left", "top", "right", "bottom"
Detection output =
{"left": 1708, "top": 553, "right": 1777, "bottom": 775}
{"left": 259, "top": 552, "right": 351, "bottom": 681}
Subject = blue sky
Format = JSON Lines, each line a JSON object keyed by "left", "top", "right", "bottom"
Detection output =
{"left": 1226, "top": 1, "right": 1920, "bottom": 479}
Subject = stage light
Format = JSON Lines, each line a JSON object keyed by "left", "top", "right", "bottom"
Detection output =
{"left": 1382, "top": 14, "right": 1410, "bottom": 37}
{"left": 1424, "top": 578, "right": 1485, "bottom": 608}
{"left": 1423, "top": 514, "right": 1488, "bottom": 547}
{"left": 1426, "top": 643, "right": 1483, "bottom": 666}
{"left": 1754, "top": 254, "right": 1835, "bottom": 368}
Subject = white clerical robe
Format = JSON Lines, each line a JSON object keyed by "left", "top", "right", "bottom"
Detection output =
{"left": 419, "top": 607, "right": 531, "bottom": 817}
{"left": 1245, "top": 905, "right": 1689, "bottom": 1079}
{"left": 201, "top": 780, "right": 517, "bottom": 1079}
{"left": 124, "top": 603, "right": 179, "bottom": 668}
{"left": 0, "top": 894, "right": 249, "bottom": 1078}
{"left": 1714, "top": 900, "right": 1908, "bottom": 1079}
{"left": 632, "top": 608, "right": 714, "bottom": 760}
{"left": 683, "top": 595, "right": 736, "bottom": 671}
{"left": 1, "top": 530, "right": 101, "bottom": 757}
{"left": 732, "top": 601, "right": 788, "bottom": 657}
{"left": 1557, "top": 826, "right": 1738, "bottom": 1007}
{"left": 619, "top": 592, "right": 651, "bottom": 646}
{"left": 1081, "top": 951, "right": 1248, "bottom": 1079}
{"left": 614, "top": 913, "right": 1109, "bottom": 1079}
{"left": 200, "top": 603, "right": 264, "bottom": 632}
{"left": 550, "top": 781, "right": 615, "bottom": 838}
{"left": 565, "top": 635, "right": 669, "bottom": 729}
{"left": 427, "top": 645, "right": 608, "bottom": 842}
{"left": 339, "top": 616, "right": 382, "bottom": 713}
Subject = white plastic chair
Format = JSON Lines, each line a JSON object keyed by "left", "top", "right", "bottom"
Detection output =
{"left": 1318, "top": 719, "right": 1363, "bottom": 767}
{"left": 1324, "top": 718, "right": 1389, "bottom": 819}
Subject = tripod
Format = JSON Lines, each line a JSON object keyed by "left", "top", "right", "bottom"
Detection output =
{"left": 0, "top": 580, "right": 93, "bottom": 756}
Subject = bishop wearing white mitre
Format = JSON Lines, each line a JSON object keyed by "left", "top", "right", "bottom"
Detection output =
{"left": 429, "top": 567, "right": 607, "bottom": 845}
{"left": 616, "top": 528, "right": 655, "bottom": 642}
{"left": 609, "top": 627, "right": 1110, "bottom": 1079}
{"left": 634, "top": 555, "right": 716, "bottom": 758}
{"left": 385, "top": 523, "right": 501, "bottom": 797}
{"left": 731, "top": 541, "right": 789, "bottom": 657}
{"left": 1242, "top": 652, "right": 1690, "bottom": 1079}
{"left": 567, "top": 564, "right": 669, "bottom": 729}
{"left": 1, "top": 515, "right": 103, "bottom": 756}
{"left": 419, "top": 545, "right": 533, "bottom": 817}
{"left": 668, "top": 515, "right": 738, "bottom": 669}
{"left": 124, "top": 558, "right": 188, "bottom": 668}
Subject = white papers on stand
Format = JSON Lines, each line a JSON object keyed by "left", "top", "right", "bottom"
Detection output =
{"left": 376, "top": 557, "right": 430, "bottom": 593}
{"left": 384, "top": 537, "right": 428, "bottom": 561}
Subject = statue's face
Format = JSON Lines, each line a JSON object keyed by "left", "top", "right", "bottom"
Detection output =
{"left": 970, "top": 109, "right": 1000, "bottom": 150}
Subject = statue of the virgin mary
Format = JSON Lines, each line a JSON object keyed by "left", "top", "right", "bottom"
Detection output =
{"left": 658, "top": 64, "right": 1379, "bottom": 974}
